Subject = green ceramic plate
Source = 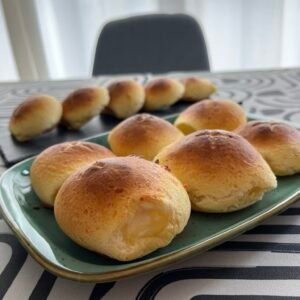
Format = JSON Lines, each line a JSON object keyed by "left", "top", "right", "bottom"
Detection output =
{"left": 1, "top": 113, "right": 300, "bottom": 282}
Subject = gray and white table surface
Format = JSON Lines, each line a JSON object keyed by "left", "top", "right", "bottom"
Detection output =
{"left": 1, "top": 68, "right": 300, "bottom": 299}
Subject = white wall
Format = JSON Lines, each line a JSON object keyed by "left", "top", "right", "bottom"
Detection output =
{"left": 0, "top": 1, "right": 18, "bottom": 81}
{"left": 2, "top": 0, "right": 300, "bottom": 81}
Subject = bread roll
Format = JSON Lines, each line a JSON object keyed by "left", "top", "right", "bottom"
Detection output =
{"left": 54, "top": 156, "right": 191, "bottom": 261}
{"left": 181, "top": 77, "right": 217, "bottom": 101}
{"left": 108, "top": 113, "right": 183, "bottom": 160}
{"left": 31, "top": 141, "right": 114, "bottom": 207}
{"left": 174, "top": 99, "right": 247, "bottom": 134}
{"left": 61, "top": 87, "right": 109, "bottom": 129}
{"left": 236, "top": 121, "right": 300, "bottom": 176}
{"left": 154, "top": 130, "right": 277, "bottom": 213}
{"left": 9, "top": 95, "right": 62, "bottom": 141}
{"left": 144, "top": 78, "right": 184, "bottom": 111}
{"left": 106, "top": 80, "right": 144, "bottom": 118}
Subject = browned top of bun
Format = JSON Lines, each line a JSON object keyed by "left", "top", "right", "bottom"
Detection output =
{"left": 64, "top": 87, "right": 99, "bottom": 104}
{"left": 156, "top": 130, "right": 259, "bottom": 173}
{"left": 55, "top": 156, "right": 183, "bottom": 235}
{"left": 108, "top": 80, "right": 140, "bottom": 100}
{"left": 109, "top": 113, "right": 182, "bottom": 145}
{"left": 175, "top": 99, "right": 246, "bottom": 132}
{"left": 236, "top": 121, "right": 300, "bottom": 146}
{"left": 114, "top": 113, "right": 179, "bottom": 132}
{"left": 38, "top": 141, "right": 112, "bottom": 160}
{"left": 62, "top": 87, "right": 105, "bottom": 112}
{"left": 69, "top": 157, "right": 173, "bottom": 200}
{"left": 181, "top": 77, "right": 203, "bottom": 85}
{"left": 145, "top": 78, "right": 179, "bottom": 96}
{"left": 10, "top": 95, "right": 57, "bottom": 122}
{"left": 146, "top": 79, "right": 173, "bottom": 94}
{"left": 144, "top": 78, "right": 184, "bottom": 111}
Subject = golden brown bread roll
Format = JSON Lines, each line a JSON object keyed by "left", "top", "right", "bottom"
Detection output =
{"left": 181, "top": 77, "right": 217, "bottom": 101}
{"left": 106, "top": 80, "right": 144, "bottom": 118}
{"left": 9, "top": 95, "right": 62, "bottom": 141}
{"left": 174, "top": 99, "right": 247, "bottom": 134}
{"left": 144, "top": 78, "right": 184, "bottom": 111}
{"left": 31, "top": 141, "right": 114, "bottom": 207}
{"left": 154, "top": 130, "right": 277, "bottom": 213}
{"left": 236, "top": 121, "right": 300, "bottom": 176}
{"left": 54, "top": 156, "right": 191, "bottom": 261}
{"left": 108, "top": 113, "right": 184, "bottom": 160}
{"left": 61, "top": 86, "right": 109, "bottom": 129}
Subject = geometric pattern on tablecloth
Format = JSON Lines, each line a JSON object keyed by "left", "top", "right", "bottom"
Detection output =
{"left": 1, "top": 199, "right": 300, "bottom": 300}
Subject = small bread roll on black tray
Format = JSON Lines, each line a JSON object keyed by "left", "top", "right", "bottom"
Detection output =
{"left": 9, "top": 95, "right": 62, "bottom": 141}
{"left": 181, "top": 77, "right": 216, "bottom": 101}
{"left": 106, "top": 80, "right": 145, "bottom": 119}
{"left": 62, "top": 87, "right": 109, "bottom": 130}
{"left": 144, "top": 78, "right": 184, "bottom": 111}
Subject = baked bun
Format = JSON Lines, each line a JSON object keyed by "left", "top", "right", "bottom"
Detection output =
{"left": 106, "top": 80, "right": 144, "bottom": 118}
{"left": 236, "top": 121, "right": 300, "bottom": 176}
{"left": 9, "top": 95, "right": 62, "bottom": 141}
{"left": 181, "top": 77, "right": 217, "bottom": 101}
{"left": 108, "top": 113, "right": 183, "bottom": 160}
{"left": 144, "top": 78, "right": 184, "bottom": 111}
{"left": 54, "top": 156, "right": 191, "bottom": 261}
{"left": 31, "top": 141, "right": 114, "bottom": 207}
{"left": 174, "top": 99, "right": 247, "bottom": 134}
{"left": 154, "top": 130, "right": 277, "bottom": 213}
{"left": 61, "top": 87, "right": 109, "bottom": 129}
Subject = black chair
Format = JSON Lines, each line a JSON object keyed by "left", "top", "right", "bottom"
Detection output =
{"left": 93, "top": 14, "right": 210, "bottom": 75}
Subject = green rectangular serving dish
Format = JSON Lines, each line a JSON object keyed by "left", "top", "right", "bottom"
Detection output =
{"left": 0, "top": 113, "right": 300, "bottom": 282}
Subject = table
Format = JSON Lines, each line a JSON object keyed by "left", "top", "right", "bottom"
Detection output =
{"left": 1, "top": 68, "right": 300, "bottom": 299}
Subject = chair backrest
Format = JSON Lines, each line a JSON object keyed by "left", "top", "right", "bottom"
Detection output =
{"left": 93, "top": 14, "right": 210, "bottom": 75}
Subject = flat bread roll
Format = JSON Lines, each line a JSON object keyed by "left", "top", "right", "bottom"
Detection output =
{"left": 108, "top": 113, "right": 183, "bottom": 160}
{"left": 181, "top": 77, "right": 216, "bottom": 101}
{"left": 236, "top": 121, "right": 300, "bottom": 176}
{"left": 154, "top": 130, "right": 277, "bottom": 213}
{"left": 62, "top": 87, "right": 109, "bottom": 129}
{"left": 144, "top": 78, "right": 184, "bottom": 111}
{"left": 9, "top": 95, "right": 62, "bottom": 141}
{"left": 174, "top": 99, "right": 247, "bottom": 134}
{"left": 31, "top": 141, "right": 114, "bottom": 207}
{"left": 54, "top": 156, "right": 191, "bottom": 261}
{"left": 106, "top": 80, "right": 145, "bottom": 118}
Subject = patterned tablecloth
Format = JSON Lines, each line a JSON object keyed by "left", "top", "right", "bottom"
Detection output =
{"left": 1, "top": 68, "right": 300, "bottom": 299}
